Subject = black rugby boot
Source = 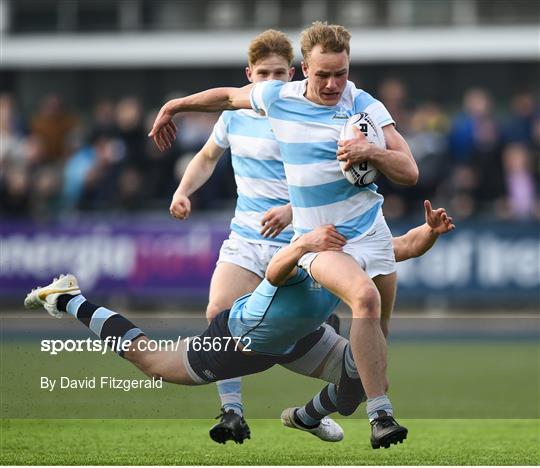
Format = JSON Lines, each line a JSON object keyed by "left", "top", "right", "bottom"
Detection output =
{"left": 370, "top": 410, "right": 408, "bottom": 449}
{"left": 209, "top": 408, "right": 251, "bottom": 444}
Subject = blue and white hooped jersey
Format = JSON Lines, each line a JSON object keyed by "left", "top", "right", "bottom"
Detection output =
{"left": 212, "top": 109, "right": 293, "bottom": 246}
{"left": 250, "top": 79, "right": 395, "bottom": 241}
{"left": 228, "top": 268, "right": 340, "bottom": 355}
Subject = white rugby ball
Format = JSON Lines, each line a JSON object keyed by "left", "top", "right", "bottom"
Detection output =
{"left": 338, "top": 112, "right": 386, "bottom": 187}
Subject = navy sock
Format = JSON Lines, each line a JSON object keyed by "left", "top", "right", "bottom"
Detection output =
{"left": 57, "top": 294, "right": 73, "bottom": 312}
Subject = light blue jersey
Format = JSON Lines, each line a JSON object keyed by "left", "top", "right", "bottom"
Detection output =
{"left": 212, "top": 109, "right": 294, "bottom": 245}
{"left": 228, "top": 268, "right": 340, "bottom": 355}
{"left": 250, "top": 79, "right": 395, "bottom": 241}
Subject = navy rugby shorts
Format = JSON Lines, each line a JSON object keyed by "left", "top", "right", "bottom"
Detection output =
{"left": 186, "top": 309, "right": 325, "bottom": 383}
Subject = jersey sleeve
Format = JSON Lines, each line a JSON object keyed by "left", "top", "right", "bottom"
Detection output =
{"left": 211, "top": 112, "right": 232, "bottom": 149}
{"left": 284, "top": 267, "right": 309, "bottom": 285}
{"left": 353, "top": 90, "right": 395, "bottom": 128}
{"left": 250, "top": 80, "right": 284, "bottom": 116}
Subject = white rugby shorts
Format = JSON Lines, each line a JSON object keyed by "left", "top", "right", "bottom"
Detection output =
{"left": 217, "top": 235, "right": 283, "bottom": 278}
{"left": 297, "top": 210, "right": 396, "bottom": 279}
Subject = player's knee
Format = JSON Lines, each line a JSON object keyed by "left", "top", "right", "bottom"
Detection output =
{"left": 350, "top": 286, "right": 381, "bottom": 319}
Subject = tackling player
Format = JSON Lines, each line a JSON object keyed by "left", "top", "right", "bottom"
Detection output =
{"left": 25, "top": 201, "right": 453, "bottom": 449}
{"left": 149, "top": 22, "right": 418, "bottom": 443}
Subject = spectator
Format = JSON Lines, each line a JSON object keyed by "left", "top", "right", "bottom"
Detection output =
{"left": 500, "top": 144, "right": 537, "bottom": 220}
{"left": 531, "top": 115, "right": 540, "bottom": 187}
{"left": 78, "top": 136, "right": 124, "bottom": 210}
{"left": 378, "top": 78, "right": 412, "bottom": 133}
{"left": 405, "top": 102, "right": 450, "bottom": 203}
{"left": 116, "top": 96, "right": 147, "bottom": 170}
{"left": 1, "top": 96, "right": 32, "bottom": 218}
{"left": 471, "top": 116, "right": 505, "bottom": 207}
{"left": 113, "top": 97, "right": 148, "bottom": 205}
{"left": 31, "top": 94, "right": 79, "bottom": 162}
{"left": 0, "top": 94, "right": 26, "bottom": 169}
{"left": 117, "top": 166, "right": 145, "bottom": 211}
{"left": 30, "top": 166, "right": 63, "bottom": 220}
{"left": 62, "top": 136, "right": 101, "bottom": 210}
{"left": 449, "top": 88, "right": 498, "bottom": 164}
{"left": 503, "top": 92, "right": 536, "bottom": 145}
{"left": 436, "top": 165, "right": 479, "bottom": 220}
{"left": 90, "top": 98, "right": 118, "bottom": 141}
{"left": 0, "top": 167, "right": 30, "bottom": 217}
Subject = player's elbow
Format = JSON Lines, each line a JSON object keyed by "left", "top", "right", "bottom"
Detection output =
{"left": 265, "top": 270, "right": 283, "bottom": 287}
{"left": 266, "top": 264, "right": 290, "bottom": 286}
{"left": 226, "top": 96, "right": 240, "bottom": 110}
{"left": 228, "top": 88, "right": 252, "bottom": 110}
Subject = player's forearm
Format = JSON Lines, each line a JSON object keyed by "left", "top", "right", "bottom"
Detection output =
{"left": 399, "top": 224, "right": 439, "bottom": 261}
{"left": 266, "top": 243, "right": 306, "bottom": 286}
{"left": 164, "top": 88, "right": 240, "bottom": 115}
{"left": 176, "top": 153, "right": 219, "bottom": 198}
{"left": 370, "top": 148, "right": 419, "bottom": 185}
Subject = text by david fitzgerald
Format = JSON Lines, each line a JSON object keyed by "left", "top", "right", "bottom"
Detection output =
{"left": 41, "top": 376, "right": 163, "bottom": 392}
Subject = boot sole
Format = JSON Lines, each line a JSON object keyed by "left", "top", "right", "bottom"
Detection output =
{"left": 371, "top": 427, "right": 408, "bottom": 449}
{"left": 209, "top": 425, "right": 250, "bottom": 444}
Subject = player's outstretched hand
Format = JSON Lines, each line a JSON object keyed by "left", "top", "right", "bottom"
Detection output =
{"left": 424, "top": 200, "right": 455, "bottom": 235}
{"left": 149, "top": 104, "right": 178, "bottom": 152}
{"left": 260, "top": 204, "right": 292, "bottom": 238}
{"left": 300, "top": 225, "right": 347, "bottom": 253}
{"left": 169, "top": 193, "right": 191, "bottom": 220}
{"left": 337, "top": 126, "right": 371, "bottom": 171}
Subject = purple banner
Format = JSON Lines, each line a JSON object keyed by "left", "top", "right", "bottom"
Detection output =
{"left": 1, "top": 218, "right": 230, "bottom": 301}
{"left": 2, "top": 218, "right": 539, "bottom": 307}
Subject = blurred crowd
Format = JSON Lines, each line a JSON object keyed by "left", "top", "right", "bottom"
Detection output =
{"left": 373, "top": 80, "right": 540, "bottom": 221}
{"left": 1, "top": 80, "right": 539, "bottom": 223}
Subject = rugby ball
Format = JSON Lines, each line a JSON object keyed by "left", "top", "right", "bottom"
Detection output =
{"left": 338, "top": 112, "right": 386, "bottom": 186}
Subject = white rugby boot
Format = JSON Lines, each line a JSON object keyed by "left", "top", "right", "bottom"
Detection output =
{"left": 24, "top": 274, "right": 81, "bottom": 318}
{"left": 281, "top": 407, "right": 344, "bottom": 442}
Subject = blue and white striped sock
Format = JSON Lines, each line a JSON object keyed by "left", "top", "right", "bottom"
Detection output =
{"left": 366, "top": 394, "right": 393, "bottom": 422}
{"left": 58, "top": 294, "right": 145, "bottom": 357}
{"left": 216, "top": 378, "right": 243, "bottom": 416}
{"left": 296, "top": 384, "right": 338, "bottom": 428}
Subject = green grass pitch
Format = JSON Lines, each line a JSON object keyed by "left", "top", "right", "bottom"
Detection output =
{"left": 1, "top": 419, "right": 538, "bottom": 465}
{"left": 1, "top": 340, "right": 538, "bottom": 464}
